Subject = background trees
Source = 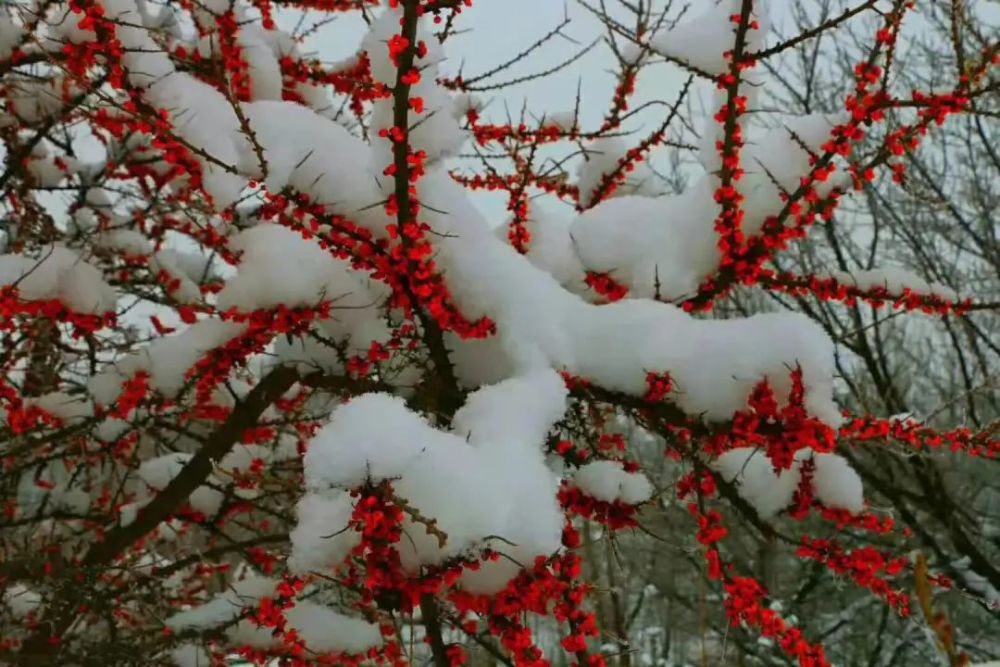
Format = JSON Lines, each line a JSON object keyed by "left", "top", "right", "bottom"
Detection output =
{"left": 0, "top": 0, "right": 996, "bottom": 665}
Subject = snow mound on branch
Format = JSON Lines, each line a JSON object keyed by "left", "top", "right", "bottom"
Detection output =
{"left": 714, "top": 447, "right": 801, "bottom": 519}
{"left": 4, "top": 76, "right": 86, "bottom": 125}
{"left": 304, "top": 393, "right": 429, "bottom": 488}
{"left": 496, "top": 211, "right": 585, "bottom": 290}
{"left": 95, "top": 229, "right": 155, "bottom": 256}
{"left": 138, "top": 452, "right": 224, "bottom": 516}
{"left": 101, "top": 0, "right": 251, "bottom": 203}
{"left": 90, "top": 231, "right": 207, "bottom": 304}
{"left": 164, "top": 576, "right": 278, "bottom": 630}
{"left": 575, "top": 136, "right": 660, "bottom": 209}
{"left": 165, "top": 577, "right": 381, "bottom": 655}
{"left": 170, "top": 644, "right": 209, "bottom": 667}
{"left": 0, "top": 246, "right": 117, "bottom": 314}
{"left": 26, "top": 143, "right": 71, "bottom": 187}
{"left": 231, "top": 600, "right": 383, "bottom": 654}
{"left": 44, "top": 4, "right": 97, "bottom": 47}
{"left": 650, "top": 0, "right": 769, "bottom": 75}
{"left": 195, "top": 21, "right": 283, "bottom": 101}
{"left": 714, "top": 448, "right": 864, "bottom": 518}
{"left": 293, "top": 371, "right": 567, "bottom": 593}
{"left": 135, "top": 445, "right": 270, "bottom": 517}
{"left": 29, "top": 392, "right": 94, "bottom": 423}
{"left": 812, "top": 452, "right": 865, "bottom": 513}
{"left": 150, "top": 249, "right": 204, "bottom": 305}
{"left": 741, "top": 113, "right": 850, "bottom": 216}
{"left": 217, "top": 224, "right": 377, "bottom": 311}
{"left": 573, "top": 461, "right": 653, "bottom": 504}
{"left": 569, "top": 179, "right": 717, "bottom": 300}
{"left": 451, "top": 369, "right": 568, "bottom": 445}
{"left": 823, "top": 267, "right": 960, "bottom": 301}
{"left": 567, "top": 113, "right": 846, "bottom": 302}
{"left": 288, "top": 492, "right": 359, "bottom": 575}
{"left": 148, "top": 75, "right": 246, "bottom": 205}
{"left": 0, "top": 10, "right": 24, "bottom": 61}
{"left": 2, "top": 584, "right": 41, "bottom": 618}
{"left": 235, "top": 101, "right": 394, "bottom": 231}
{"left": 95, "top": 418, "right": 131, "bottom": 443}
{"left": 87, "top": 319, "right": 247, "bottom": 403}
{"left": 138, "top": 452, "right": 192, "bottom": 491}
{"left": 428, "top": 173, "right": 841, "bottom": 422}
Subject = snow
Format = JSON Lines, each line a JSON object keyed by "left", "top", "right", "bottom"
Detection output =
{"left": 88, "top": 319, "right": 247, "bottom": 403}
{"left": 0, "top": 0, "right": 943, "bottom": 658}
{"left": 573, "top": 461, "right": 653, "bottom": 504}
{"left": 170, "top": 249, "right": 219, "bottom": 285}
{"left": 823, "top": 267, "right": 960, "bottom": 301}
{"left": 138, "top": 452, "right": 192, "bottom": 491}
{"left": 5, "top": 76, "right": 85, "bottom": 125}
{"left": 287, "top": 603, "right": 382, "bottom": 653}
{"left": 165, "top": 577, "right": 381, "bottom": 655}
{"left": 0, "top": 10, "right": 24, "bottom": 61}
{"left": 619, "top": 41, "right": 646, "bottom": 66}
{"left": 138, "top": 452, "right": 224, "bottom": 515}
{"left": 234, "top": 101, "right": 394, "bottom": 231}
{"left": 714, "top": 448, "right": 864, "bottom": 518}
{"left": 94, "top": 0, "right": 249, "bottom": 203}
{"left": 95, "top": 418, "right": 131, "bottom": 442}
{"left": 192, "top": 7, "right": 841, "bottom": 425}
{"left": 165, "top": 575, "right": 280, "bottom": 630}
{"left": 229, "top": 601, "right": 383, "bottom": 654}
{"left": 2, "top": 584, "right": 41, "bottom": 618}
{"left": 714, "top": 447, "right": 802, "bottom": 519}
{"left": 288, "top": 491, "right": 359, "bottom": 575}
{"left": 568, "top": 180, "right": 718, "bottom": 300}
{"left": 953, "top": 557, "right": 1000, "bottom": 610}
{"left": 451, "top": 369, "right": 568, "bottom": 446}
{"left": 95, "top": 230, "right": 155, "bottom": 257}
{"left": 44, "top": 4, "right": 97, "bottom": 47}
{"left": 496, "top": 211, "right": 585, "bottom": 290}
{"left": 567, "top": 114, "right": 847, "bottom": 302}
{"left": 219, "top": 443, "right": 271, "bottom": 473}
{"left": 235, "top": 25, "right": 283, "bottom": 101}
{"left": 150, "top": 249, "right": 204, "bottom": 304}
{"left": 363, "top": 6, "right": 464, "bottom": 165}
{"left": 303, "top": 393, "right": 431, "bottom": 490}
{"left": 294, "top": 371, "right": 567, "bottom": 592}
{"left": 650, "top": 0, "right": 769, "bottom": 76}
{"left": 117, "top": 499, "right": 149, "bottom": 527}
{"left": 136, "top": 443, "right": 272, "bottom": 513}
{"left": 272, "top": 311, "right": 413, "bottom": 387}
{"left": 546, "top": 111, "right": 577, "bottom": 130}
{"left": 14, "top": 462, "right": 95, "bottom": 515}
{"left": 217, "top": 224, "right": 379, "bottom": 312}
{"left": 26, "top": 144, "right": 69, "bottom": 187}
{"left": 29, "top": 391, "right": 94, "bottom": 423}
{"left": 812, "top": 452, "right": 864, "bottom": 514}
{"left": 741, "top": 113, "right": 850, "bottom": 220}
{"left": 0, "top": 246, "right": 117, "bottom": 314}
{"left": 575, "top": 136, "right": 660, "bottom": 209}
{"left": 170, "top": 644, "right": 209, "bottom": 667}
